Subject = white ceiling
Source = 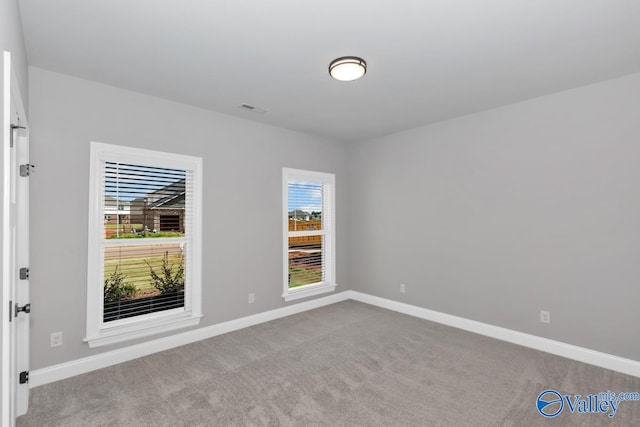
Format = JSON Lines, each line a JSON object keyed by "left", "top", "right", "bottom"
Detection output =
{"left": 18, "top": 0, "right": 640, "bottom": 142}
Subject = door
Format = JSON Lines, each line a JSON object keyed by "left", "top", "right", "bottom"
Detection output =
{"left": 2, "top": 50, "right": 30, "bottom": 425}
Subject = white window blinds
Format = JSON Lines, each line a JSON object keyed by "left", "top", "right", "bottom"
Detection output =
{"left": 86, "top": 142, "right": 202, "bottom": 347}
{"left": 283, "top": 168, "right": 336, "bottom": 301}
{"left": 102, "top": 162, "right": 192, "bottom": 322}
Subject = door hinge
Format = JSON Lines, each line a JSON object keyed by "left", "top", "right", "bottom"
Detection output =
{"left": 19, "top": 371, "right": 29, "bottom": 384}
{"left": 10, "top": 124, "right": 26, "bottom": 148}
{"left": 15, "top": 303, "right": 31, "bottom": 317}
{"left": 19, "top": 164, "right": 35, "bottom": 177}
{"left": 19, "top": 267, "right": 29, "bottom": 280}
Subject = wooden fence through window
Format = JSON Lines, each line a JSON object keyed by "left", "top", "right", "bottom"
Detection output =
{"left": 289, "top": 219, "right": 322, "bottom": 247}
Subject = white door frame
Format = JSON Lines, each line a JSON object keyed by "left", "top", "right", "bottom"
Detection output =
{"left": 2, "top": 50, "right": 30, "bottom": 427}
{"left": 1, "top": 49, "right": 13, "bottom": 427}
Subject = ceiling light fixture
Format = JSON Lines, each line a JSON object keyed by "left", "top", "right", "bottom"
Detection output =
{"left": 328, "top": 56, "right": 367, "bottom": 82}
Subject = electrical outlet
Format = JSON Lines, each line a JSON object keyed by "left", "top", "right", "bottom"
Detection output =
{"left": 400, "top": 283, "right": 406, "bottom": 293}
{"left": 50, "top": 331, "right": 63, "bottom": 348}
{"left": 540, "top": 310, "right": 550, "bottom": 324}
{"left": 248, "top": 293, "right": 255, "bottom": 304}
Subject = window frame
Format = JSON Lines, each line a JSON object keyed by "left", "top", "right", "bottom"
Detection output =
{"left": 85, "top": 142, "right": 203, "bottom": 347}
{"left": 282, "top": 167, "right": 336, "bottom": 301}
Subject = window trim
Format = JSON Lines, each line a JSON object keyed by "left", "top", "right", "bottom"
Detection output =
{"left": 282, "top": 168, "right": 337, "bottom": 302}
{"left": 85, "top": 142, "right": 203, "bottom": 348}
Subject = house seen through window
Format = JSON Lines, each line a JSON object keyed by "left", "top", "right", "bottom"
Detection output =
{"left": 102, "top": 162, "right": 187, "bottom": 322}
{"left": 283, "top": 168, "right": 336, "bottom": 301}
{"left": 86, "top": 142, "right": 202, "bottom": 347}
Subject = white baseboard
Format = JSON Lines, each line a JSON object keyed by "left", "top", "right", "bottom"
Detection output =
{"left": 29, "top": 291, "right": 350, "bottom": 388}
{"left": 31, "top": 290, "right": 640, "bottom": 387}
{"left": 348, "top": 291, "right": 640, "bottom": 378}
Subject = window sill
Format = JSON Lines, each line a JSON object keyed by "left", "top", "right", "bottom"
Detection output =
{"left": 84, "top": 313, "right": 202, "bottom": 348}
{"left": 282, "top": 282, "right": 337, "bottom": 302}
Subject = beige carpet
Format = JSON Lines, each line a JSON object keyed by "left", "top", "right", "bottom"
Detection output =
{"left": 18, "top": 300, "right": 640, "bottom": 426}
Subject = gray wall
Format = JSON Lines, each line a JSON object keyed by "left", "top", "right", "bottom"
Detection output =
{"left": 26, "top": 63, "right": 640, "bottom": 370}
{"left": 347, "top": 72, "right": 640, "bottom": 361}
{"left": 28, "top": 67, "right": 349, "bottom": 370}
{"left": 0, "top": 0, "right": 28, "bottom": 106}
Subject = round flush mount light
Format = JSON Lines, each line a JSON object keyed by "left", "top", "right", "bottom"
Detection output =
{"left": 329, "top": 56, "right": 367, "bottom": 81}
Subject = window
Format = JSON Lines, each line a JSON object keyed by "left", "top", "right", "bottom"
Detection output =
{"left": 159, "top": 215, "right": 180, "bottom": 231}
{"left": 85, "top": 142, "right": 202, "bottom": 347}
{"left": 282, "top": 168, "right": 336, "bottom": 301}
